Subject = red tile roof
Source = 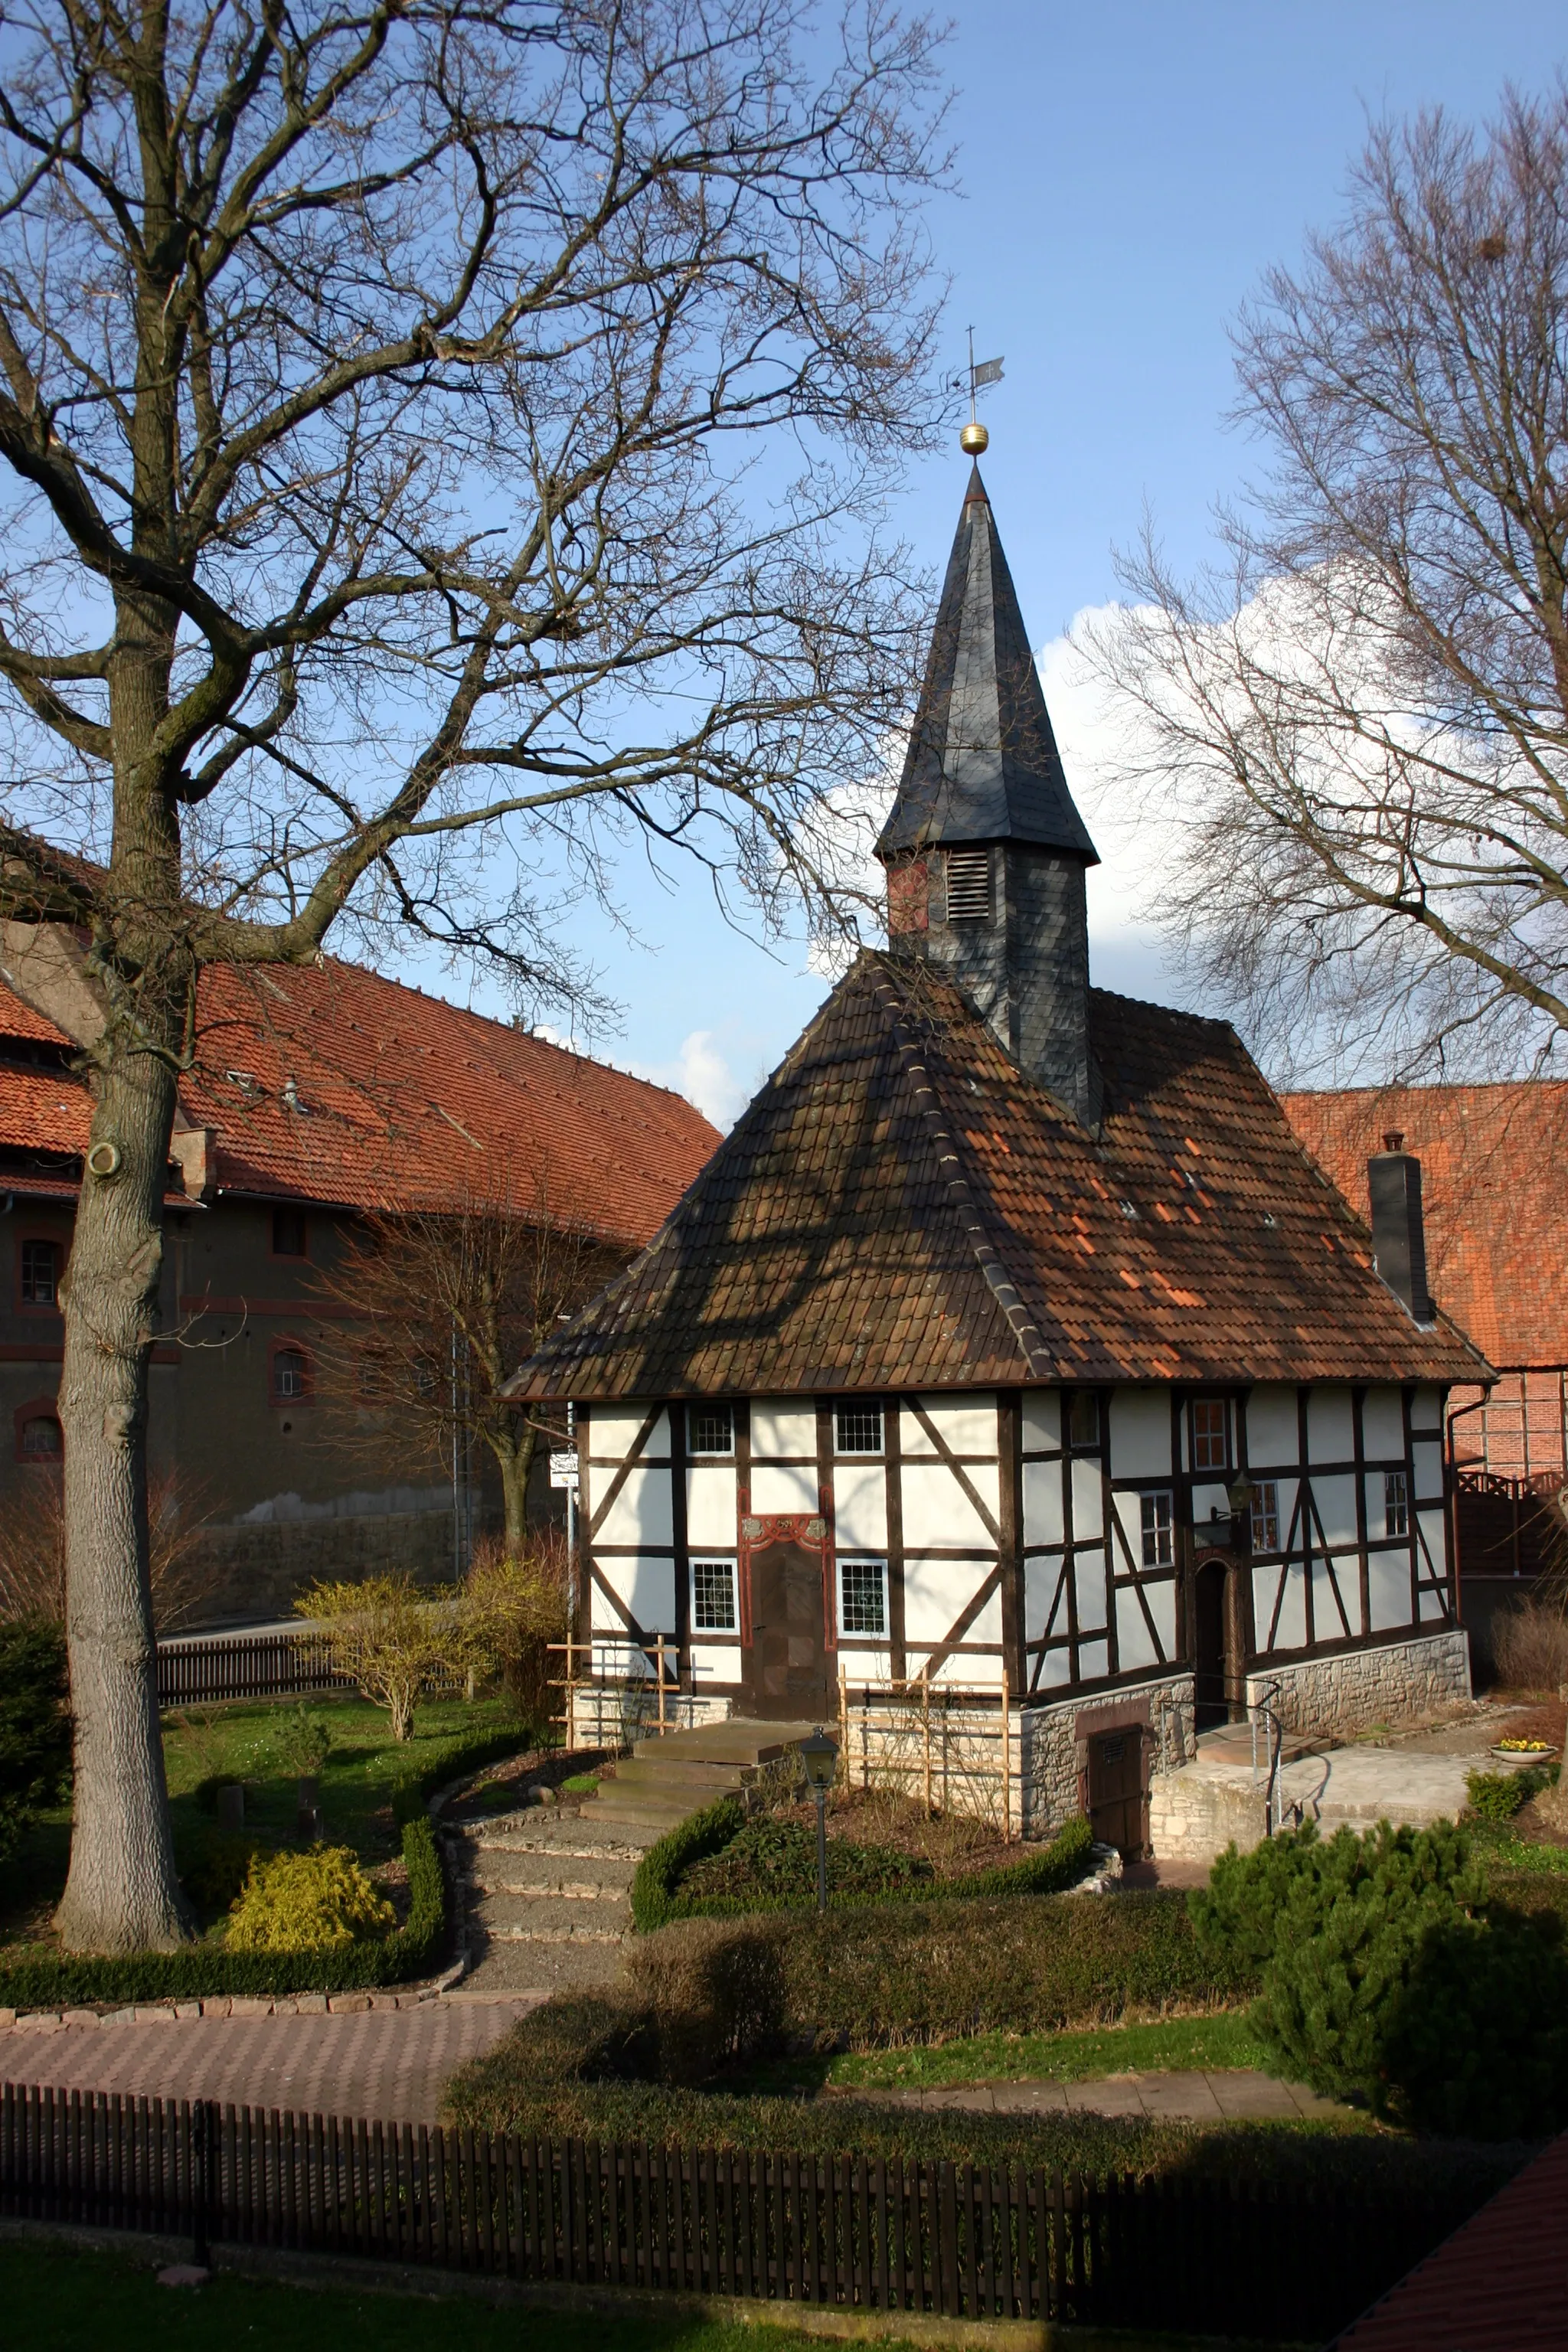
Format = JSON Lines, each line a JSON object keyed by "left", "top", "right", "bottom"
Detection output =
{"left": 1282, "top": 1081, "right": 1568, "bottom": 1371}
{"left": 510, "top": 953, "right": 1485, "bottom": 1400}
{"left": 0, "top": 956, "right": 717, "bottom": 1250}
{"left": 1332, "top": 2132, "right": 1568, "bottom": 2350}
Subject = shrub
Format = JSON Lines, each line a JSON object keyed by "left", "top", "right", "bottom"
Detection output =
{"left": 623, "top": 1916, "right": 787, "bottom": 2076}
{"left": 461, "top": 1537, "right": 568, "bottom": 1724}
{"left": 389, "top": 1721, "right": 537, "bottom": 1824}
{"left": 276, "top": 1703, "right": 336, "bottom": 1776}
{"left": 1465, "top": 1766, "right": 1549, "bottom": 1823}
{"left": 1381, "top": 1904, "right": 1568, "bottom": 2138}
{"left": 0, "top": 1619, "right": 71, "bottom": 1860}
{"left": 178, "top": 1827, "right": 268, "bottom": 1913}
{"left": 632, "top": 1799, "right": 1096, "bottom": 1929}
{"left": 0, "top": 1815, "right": 446, "bottom": 2008}
{"left": 296, "top": 1576, "right": 479, "bottom": 1743}
{"left": 1491, "top": 1595, "right": 1568, "bottom": 1690}
{"left": 225, "top": 1845, "right": 397, "bottom": 1953}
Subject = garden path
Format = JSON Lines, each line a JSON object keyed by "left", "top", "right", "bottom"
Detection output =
{"left": 0, "top": 1994, "right": 536, "bottom": 2125}
{"left": 822, "top": 2069, "right": 1348, "bottom": 2122}
{"left": 453, "top": 1802, "right": 658, "bottom": 1994}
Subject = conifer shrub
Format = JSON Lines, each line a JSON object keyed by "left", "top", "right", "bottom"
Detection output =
{"left": 0, "top": 1619, "right": 70, "bottom": 1859}
{"left": 225, "top": 1846, "right": 397, "bottom": 1953}
{"left": 1465, "top": 1765, "right": 1550, "bottom": 1823}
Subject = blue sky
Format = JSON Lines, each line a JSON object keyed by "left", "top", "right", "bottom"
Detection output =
{"left": 449, "top": 4, "right": 1568, "bottom": 1128}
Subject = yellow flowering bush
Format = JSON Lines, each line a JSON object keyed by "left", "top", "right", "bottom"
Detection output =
{"left": 225, "top": 1846, "right": 395, "bottom": 1953}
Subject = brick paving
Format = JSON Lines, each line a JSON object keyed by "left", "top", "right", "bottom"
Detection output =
{"left": 0, "top": 1996, "right": 538, "bottom": 2125}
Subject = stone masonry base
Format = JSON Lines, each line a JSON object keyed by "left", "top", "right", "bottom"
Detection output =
{"left": 1246, "top": 1627, "right": 1472, "bottom": 1741}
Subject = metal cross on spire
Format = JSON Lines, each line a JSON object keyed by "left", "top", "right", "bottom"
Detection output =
{"left": 959, "top": 326, "right": 1003, "bottom": 453}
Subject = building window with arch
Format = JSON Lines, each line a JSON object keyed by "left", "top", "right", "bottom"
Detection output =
{"left": 18, "top": 1236, "right": 60, "bottom": 1307}
{"left": 15, "top": 1399, "right": 62, "bottom": 1462}
{"left": 270, "top": 1341, "right": 312, "bottom": 1404}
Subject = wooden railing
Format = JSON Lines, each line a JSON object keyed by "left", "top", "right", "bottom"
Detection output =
{"left": 0, "top": 2081, "right": 1465, "bottom": 2341}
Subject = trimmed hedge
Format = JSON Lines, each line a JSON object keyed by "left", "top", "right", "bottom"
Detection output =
{"left": 390, "top": 1722, "right": 539, "bottom": 1824}
{"left": 630, "top": 1799, "right": 1096, "bottom": 1932}
{"left": 0, "top": 1813, "right": 446, "bottom": 2011}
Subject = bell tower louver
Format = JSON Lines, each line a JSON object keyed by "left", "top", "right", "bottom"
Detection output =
{"left": 877, "top": 464, "right": 1102, "bottom": 1125}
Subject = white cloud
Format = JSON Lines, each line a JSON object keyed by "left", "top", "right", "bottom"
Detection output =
{"left": 634, "top": 1027, "right": 756, "bottom": 1132}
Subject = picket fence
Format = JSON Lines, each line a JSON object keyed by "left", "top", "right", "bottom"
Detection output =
{"left": 155, "top": 1630, "right": 351, "bottom": 1707}
{"left": 0, "top": 2082, "right": 1460, "bottom": 2341}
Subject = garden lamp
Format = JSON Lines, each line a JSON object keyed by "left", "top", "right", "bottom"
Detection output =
{"left": 799, "top": 1726, "right": 838, "bottom": 1913}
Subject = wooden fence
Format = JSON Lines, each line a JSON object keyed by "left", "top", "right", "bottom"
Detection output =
{"left": 0, "top": 2082, "right": 1462, "bottom": 2341}
{"left": 155, "top": 1630, "right": 352, "bottom": 1707}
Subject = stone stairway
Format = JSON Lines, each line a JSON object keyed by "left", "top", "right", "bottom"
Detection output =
{"left": 456, "top": 1806, "right": 657, "bottom": 1994}
{"left": 586, "top": 1719, "right": 817, "bottom": 1835}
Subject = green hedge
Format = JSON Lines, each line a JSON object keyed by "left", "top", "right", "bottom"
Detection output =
{"left": 630, "top": 1800, "right": 1096, "bottom": 1932}
{"left": 0, "top": 1814, "right": 446, "bottom": 2011}
{"left": 390, "top": 1722, "right": 539, "bottom": 1824}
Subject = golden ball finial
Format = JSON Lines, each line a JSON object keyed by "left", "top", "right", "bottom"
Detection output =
{"left": 959, "top": 419, "right": 989, "bottom": 455}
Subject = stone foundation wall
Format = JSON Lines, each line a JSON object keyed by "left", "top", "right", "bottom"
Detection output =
{"left": 1020, "top": 1673, "right": 1195, "bottom": 1837}
{"left": 1248, "top": 1628, "right": 1472, "bottom": 1740}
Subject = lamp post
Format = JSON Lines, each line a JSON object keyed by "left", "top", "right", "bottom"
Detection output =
{"left": 799, "top": 1726, "right": 838, "bottom": 1913}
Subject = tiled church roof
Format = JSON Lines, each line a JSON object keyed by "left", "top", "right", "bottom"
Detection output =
{"left": 1282, "top": 1080, "right": 1568, "bottom": 1374}
{"left": 508, "top": 953, "right": 1485, "bottom": 1399}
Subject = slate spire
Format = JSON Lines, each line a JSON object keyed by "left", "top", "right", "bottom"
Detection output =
{"left": 877, "top": 466, "right": 1099, "bottom": 862}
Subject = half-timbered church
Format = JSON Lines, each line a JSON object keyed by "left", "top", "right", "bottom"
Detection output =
{"left": 509, "top": 452, "right": 1488, "bottom": 1839}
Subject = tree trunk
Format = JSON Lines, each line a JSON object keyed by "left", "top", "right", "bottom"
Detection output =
{"left": 498, "top": 1426, "right": 537, "bottom": 1554}
{"left": 54, "top": 982, "right": 194, "bottom": 1951}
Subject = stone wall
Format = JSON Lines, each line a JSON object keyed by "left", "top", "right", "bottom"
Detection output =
{"left": 1247, "top": 1628, "right": 1472, "bottom": 1740}
{"left": 186, "top": 1504, "right": 479, "bottom": 1625}
{"left": 1019, "top": 1673, "right": 1195, "bottom": 1837}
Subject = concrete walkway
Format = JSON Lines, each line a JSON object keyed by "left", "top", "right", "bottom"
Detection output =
{"left": 825, "top": 2069, "right": 1346, "bottom": 2122}
{"left": 0, "top": 1995, "right": 537, "bottom": 2124}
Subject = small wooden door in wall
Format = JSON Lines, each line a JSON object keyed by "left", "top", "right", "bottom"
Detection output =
{"left": 742, "top": 1513, "right": 831, "bottom": 1720}
{"left": 1086, "top": 1726, "right": 1147, "bottom": 1859}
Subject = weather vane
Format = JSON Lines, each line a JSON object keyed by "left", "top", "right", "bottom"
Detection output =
{"left": 957, "top": 327, "right": 1003, "bottom": 455}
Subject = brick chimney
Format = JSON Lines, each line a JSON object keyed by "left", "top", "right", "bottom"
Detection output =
{"left": 1367, "top": 1131, "right": 1435, "bottom": 1325}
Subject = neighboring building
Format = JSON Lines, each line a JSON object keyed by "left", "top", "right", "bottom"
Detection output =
{"left": 0, "top": 939, "right": 717, "bottom": 1622}
{"left": 1283, "top": 1081, "right": 1568, "bottom": 1592}
{"left": 508, "top": 462, "right": 1488, "bottom": 1840}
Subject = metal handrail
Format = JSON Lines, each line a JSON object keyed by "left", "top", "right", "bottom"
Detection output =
{"left": 1154, "top": 1683, "right": 1289, "bottom": 1838}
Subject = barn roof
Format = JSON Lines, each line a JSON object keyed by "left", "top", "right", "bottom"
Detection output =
{"left": 875, "top": 466, "right": 1099, "bottom": 862}
{"left": 0, "top": 954, "right": 717, "bottom": 1249}
{"left": 508, "top": 952, "right": 1485, "bottom": 1400}
{"left": 1282, "top": 1079, "right": 1568, "bottom": 1374}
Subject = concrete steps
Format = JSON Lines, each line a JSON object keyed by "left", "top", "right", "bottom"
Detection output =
{"left": 584, "top": 1718, "right": 816, "bottom": 1833}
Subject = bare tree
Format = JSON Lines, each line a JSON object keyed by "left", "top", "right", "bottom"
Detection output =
{"left": 0, "top": 0, "right": 949, "bottom": 1949}
{"left": 312, "top": 1194, "right": 623, "bottom": 1550}
{"left": 1092, "top": 88, "right": 1568, "bottom": 1084}
{"left": 0, "top": 1466, "right": 216, "bottom": 1632}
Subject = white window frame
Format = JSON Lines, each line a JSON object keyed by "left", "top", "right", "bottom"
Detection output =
{"left": 1139, "top": 1488, "right": 1174, "bottom": 1568}
{"left": 838, "top": 1556, "right": 888, "bottom": 1638}
{"left": 1384, "top": 1469, "right": 1410, "bottom": 1540}
{"left": 691, "top": 1556, "right": 738, "bottom": 1634}
{"left": 835, "top": 1402, "right": 884, "bottom": 1456}
{"left": 688, "top": 1404, "right": 735, "bottom": 1458}
{"left": 1250, "top": 1478, "right": 1280, "bottom": 1553}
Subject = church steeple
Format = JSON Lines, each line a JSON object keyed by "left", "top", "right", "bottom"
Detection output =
{"left": 878, "top": 463, "right": 1101, "bottom": 1127}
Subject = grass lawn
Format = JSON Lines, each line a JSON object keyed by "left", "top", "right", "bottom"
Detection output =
{"left": 0, "top": 1691, "right": 531, "bottom": 1955}
{"left": 729, "top": 2011, "right": 1276, "bottom": 2096}
{"left": 0, "top": 2234, "right": 1303, "bottom": 2352}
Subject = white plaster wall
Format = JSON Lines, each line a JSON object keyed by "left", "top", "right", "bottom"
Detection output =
{"left": 1109, "top": 1390, "right": 1170, "bottom": 1479}
{"left": 1362, "top": 1387, "right": 1405, "bottom": 1459}
{"left": 1417, "top": 1506, "right": 1448, "bottom": 1573}
{"left": 1116, "top": 1586, "right": 1160, "bottom": 1672}
{"left": 833, "top": 1461, "right": 887, "bottom": 1549}
{"left": 590, "top": 1406, "right": 668, "bottom": 1460}
{"left": 1413, "top": 1440, "right": 1444, "bottom": 1501}
{"left": 1312, "top": 1558, "right": 1355, "bottom": 1640}
{"left": 1073, "top": 1547, "right": 1109, "bottom": 1632}
{"left": 750, "top": 1460, "right": 819, "bottom": 1514}
{"left": 900, "top": 1396, "right": 998, "bottom": 1455}
{"left": 1247, "top": 1386, "right": 1298, "bottom": 1468}
{"left": 902, "top": 1555, "right": 977, "bottom": 1643}
{"left": 1025, "top": 1553, "right": 1067, "bottom": 1642}
{"left": 596, "top": 1555, "right": 676, "bottom": 1632}
{"left": 1308, "top": 1387, "right": 1354, "bottom": 1464}
{"left": 1070, "top": 1457, "right": 1105, "bottom": 1543}
{"left": 686, "top": 1465, "right": 737, "bottom": 1547}
{"left": 902, "top": 1459, "right": 998, "bottom": 1546}
{"left": 1022, "top": 1458, "right": 1064, "bottom": 1547}
{"left": 1314, "top": 1473, "right": 1359, "bottom": 1550}
{"left": 1368, "top": 1550, "right": 1414, "bottom": 1632}
{"left": 1022, "top": 1392, "right": 1060, "bottom": 1450}
{"left": 1412, "top": 1386, "right": 1443, "bottom": 1432}
{"left": 750, "top": 1400, "right": 816, "bottom": 1459}
{"left": 597, "top": 1466, "right": 673, "bottom": 1548}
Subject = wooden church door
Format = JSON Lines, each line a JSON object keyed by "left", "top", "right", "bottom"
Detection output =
{"left": 743, "top": 1519, "right": 831, "bottom": 1720}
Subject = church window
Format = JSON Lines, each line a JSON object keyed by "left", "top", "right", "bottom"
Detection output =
{"left": 689, "top": 1405, "right": 734, "bottom": 1456}
{"left": 835, "top": 1403, "right": 883, "bottom": 1455}
{"left": 1068, "top": 1393, "right": 1099, "bottom": 1447}
{"left": 1140, "top": 1490, "right": 1173, "bottom": 1567}
{"left": 944, "top": 848, "right": 991, "bottom": 923}
{"left": 692, "top": 1557, "right": 737, "bottom": 1632}
{"left": 1192, "top": 1398, "right": 1228, "bottom": 1470}
{"left": 1250, "top": 1480, "right": 1280, "bottom": 1552}
{"left": 1384, "top": 1470, "right": 1410, "bottom": 1538}
{"left": 840, "top": 1558, "right": 887, "bottom": 1636}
